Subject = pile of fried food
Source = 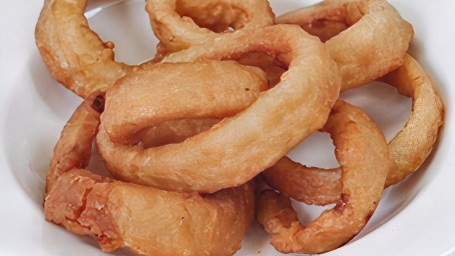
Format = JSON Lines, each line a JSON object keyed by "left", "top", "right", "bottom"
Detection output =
{"left": 35, "top": 0, "right": 444, "bottom": 255}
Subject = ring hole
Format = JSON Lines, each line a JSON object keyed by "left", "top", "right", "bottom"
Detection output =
{"left": 340, "top": 81, "right": 412, "bottom": 142}
{"left": 87, "top": 0, "right": 159, "bottom": 65}
{"left": 287, "top": 131, "right": 339, "bottom": 169}
{"left": 277, "top": 1, "right": 370, "bottom": 43}
{"left": 137, "top": 118, "right": 220, "bottom": 148}
{"left": 175, "top": 0, "right": 247, "bottom": 33}
{"left": 301, "top": 19, "right": 349, "bottom": 42}
{"left": 235, "top": 52, "right": 287, "bottom": 88}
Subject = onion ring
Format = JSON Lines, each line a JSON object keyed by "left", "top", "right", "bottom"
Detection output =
{"left": 97, "top": 60, "right": 267, "bottom": 192}
{"left": 96, "top": 25, "right": 341, "bottom": 193}
{"left": 277, "top": 0, "right": 414, "bottom": 90}
{"left": 44, "top": 95, "right": 255, "bottom": 256}
{"left": 262, "top": 54, "right": 444, "bottom": 205}
{"left": 381, "top": 54, "right": 444, "bottom": 185}
{"left": 257, "top": 100, "right": 394, "bottom": 254}
{"left": 145, "top": 0, "right": 274, "bottom": 54}
{"left": 45, "top": 92, "right": 104, "bottom": 193}
{"left": 35, "top": 0, "right": 137, "bottom": 98}
{"left": 100, "top": 60, "right": 267, "bottom": 145}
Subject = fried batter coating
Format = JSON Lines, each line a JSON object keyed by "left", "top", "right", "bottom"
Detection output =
{"left": 45, "top": 96, "right": 254, "bottom": 256}
{"left": 262, "top": 54, "right": 444, "bottom": 205}
{"left": 257, "top": 100, "right": 394, "bottom": 254}
{"left": 277, "top": 0, "right": 414, "bottom": 90}
{"left": 146, "top": 0, "right": 274, "bottom": 54}
{"left": 97, "top": 25, "right": 341, "bottom": 193}
{"left": 35, "top": 0, "right": 137, "bottom": 98}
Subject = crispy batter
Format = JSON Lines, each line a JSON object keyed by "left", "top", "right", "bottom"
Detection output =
{"left": 257, "top": 100, "right": 394, "bottom": 254}
{"left": 277, "top": 0, "right": 414, "bottom": 90}
{"left": 35, "top": 0, "right": 137, "bottom": 98}
{"left": 44, "top": 97, "right": 255, "bottom": 256}
{"left": 146, "top": 0, "right": 275, "bottom": 54}
{"left": 96, "top": 60, "right": 268, "bottom": 193}
{"left": 382, "top": 54, "right": 445, "bottom": 185}
{"left": 262, "top": 54, "right": 444, "bottom": 205}
{"left": 96, "top": 25, "right": 340, "bottom": 193}
{"left": 100, "top": 60, "right": 267, "bottom": 145}
{"left": 36, "top": 0, "right": 444, "bottom": 254}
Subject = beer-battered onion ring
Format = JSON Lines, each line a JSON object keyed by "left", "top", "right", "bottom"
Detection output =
{"left": 96, "top": 25, "right": 341, "bottom": 193}
{"left": 35, "top": 0, "right": 137, "bottom": 98}
{"left": 277, "top": 0, "right": 414, "bottom": 90}
{"left": 45, "top": 93, "right": 104, "bottom": 193}
{"left": 262, "top": 54, "right": 444, "bottom": 205}
{"left": 382, "top": 54, "right": 444, "bottom": 185}
{"left": 44, "top": 96, "right": 255, "bottom": 256}
{"left": 97, "top": 61, "right": 266, "bottom": 191}
{"left": 145, "top": 0, "right": 274, "bottom": 54}
{"left": 257, "top": 100, "right": 395, "bottom": 254}
{"left": 101, "top": 60, "right": 267, "bottom": 145}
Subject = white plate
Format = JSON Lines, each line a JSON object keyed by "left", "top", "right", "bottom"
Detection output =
{"left": 1, "top": 0, "right": 454, "bottom": 255}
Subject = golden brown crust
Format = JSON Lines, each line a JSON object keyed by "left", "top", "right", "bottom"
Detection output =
{"left": 35, "top": 0, "right": 136, "bottom": 98}
{"left": 44, "top": 98, "right": 255, "bottom": 256}
{"left": 262, "top": 54, "right": 444, "bottom": 205}
{"left": 146, "top": 0, "right": 275, "bottom": 54}
{"left": 277, "top": 0, "right": 414, "bottom": 90}
{"left": 262, "top": 158, "right": 342, "bottom": 206}
{"left": 257, "top": 100, "right": 394, "bottom": 254}
{"left": 382, "top": 54, "right": 445, "bottom": 185}
{"left": 96, "top": 25, "right": 341, "bottom": 193}
{"left": 100, "top": 60, "right": 267, "bottom": 144}
{"left": 45, "top": 169, "right": 255, "bottom": 255}
{"left": 45, "top": 93, "right": 103, "bottom": 193}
